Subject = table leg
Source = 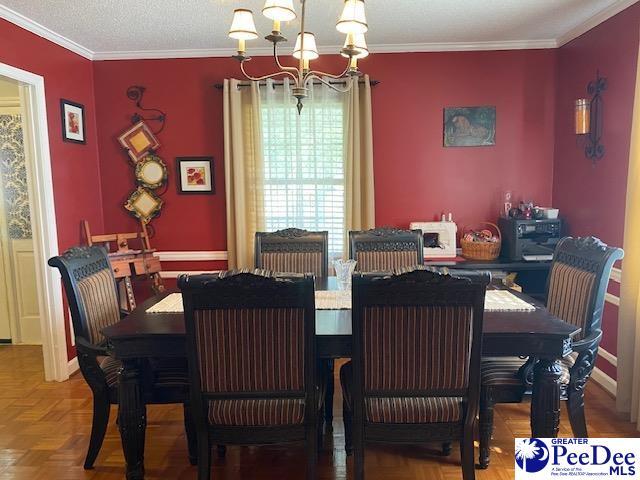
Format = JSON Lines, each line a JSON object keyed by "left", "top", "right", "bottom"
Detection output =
{"left": 118, "top": 359, "right": 147, "bottom": 480}
{"left": 531, "top": 356, "right": 562, "bottom": 438}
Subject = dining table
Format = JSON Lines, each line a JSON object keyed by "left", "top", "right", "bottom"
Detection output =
{"left": 102, "top": 276, "right": 580, "bottom": 480}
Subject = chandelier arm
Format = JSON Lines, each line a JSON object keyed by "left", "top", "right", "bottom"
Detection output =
{"left": 240, "top": 61, "right": 298, "bottom": 82}
{"left": 273, "top": 43, "right": 299, "bottom": 74}
{"left": 304, "top": 73, "right": 353, "bottom": 93}
{"left": 305, "top": 63, "right": 352, "bottom": 81}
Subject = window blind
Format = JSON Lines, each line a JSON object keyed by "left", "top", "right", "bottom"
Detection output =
{"left": 261, "top": 86, "right": 345, "bottom": 257}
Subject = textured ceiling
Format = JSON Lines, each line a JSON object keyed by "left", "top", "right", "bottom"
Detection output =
{"left": 0, "top": 0, "right": 635, "bottom": 56}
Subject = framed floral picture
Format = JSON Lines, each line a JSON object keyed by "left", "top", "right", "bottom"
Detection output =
{"left": 117, "top": 121, "right": 160, "bottom": 163}
{"left": 60, "top": 99, "right": 86, "bottom": 144}
{"left": 176, "top": 157, "right": 215, "bottom": 194}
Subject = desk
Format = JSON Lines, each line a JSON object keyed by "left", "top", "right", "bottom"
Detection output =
{"left": 103, "top": 279, "right": 579, "bottom": 480}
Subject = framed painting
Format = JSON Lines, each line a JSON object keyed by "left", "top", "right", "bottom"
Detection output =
{"left": 118, "top": 121, "right": 160, "bottom": 163}
{"left": 60, "top": 99, "right": 86, "bottom": 144}
{"left": 124, "top": 187, "right": 163, "bottom": 224}
{"left": 176, "top": 157, "right": 215, "bottom": 194}
{"left": 444, "top": 106, "right": 496, "bottom": 147}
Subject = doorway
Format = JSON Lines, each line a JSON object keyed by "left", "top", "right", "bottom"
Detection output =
{"left": 0, "top": 76, "right": 41, "bottom": 346}
{"left": 0, "top": 62, "right": 68, "bottom": 382}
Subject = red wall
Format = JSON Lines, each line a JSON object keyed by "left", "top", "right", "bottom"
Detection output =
{"left": 553, "top": 3, "right": 640, "bottom": 379}
{"left": 0, "top": 19, "right": 104, "bottom": 359}
{"left": 93, "top": 49, "right": 557, "bottom": 263}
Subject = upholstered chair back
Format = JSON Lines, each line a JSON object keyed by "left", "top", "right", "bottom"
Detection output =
{"left": 546, "top": 237, "right": 623, "bottom": 340}
{"left": 351, "top": 267, "right": 487, "bottom": 424}
{"left": 48, "top": 246, "right": 121, "bottom": 346}
{"left": 349, "top": 228, "right": 423, "bottom": 273}
{"left": 255, "top": 228, "right": 328, "bottom": 277}
{"left": 179, "top": 270, "right": 316, "bottom": 427}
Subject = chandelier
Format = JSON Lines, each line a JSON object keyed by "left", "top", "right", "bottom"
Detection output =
{"left": 228, "top": 0, "right": 369, "bottom": 113}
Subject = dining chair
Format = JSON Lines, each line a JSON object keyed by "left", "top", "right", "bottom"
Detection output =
{"left": 477, "top": 236, "right": 624, "bottom": 469}
{"left": 254, "top": 228, "right": 334, "bottom": 430}
{"left": 349, "top": 227, "right": 423, "bottom": 272}
{"left": 48, "top": 246, "right": 194, "bottom": 469}
{"left": 179, "top": 269, "right": 323, "bottom": 480}
{"left": 340, "top": 266, "right": 488, "bottom": 480}
{"left": 255, "top": 228, "right": 329, "bottom": 277}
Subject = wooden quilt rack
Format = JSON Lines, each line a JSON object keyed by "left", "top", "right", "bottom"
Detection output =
{"left": 82, "top": 220, "right": 164, "bottom": 311}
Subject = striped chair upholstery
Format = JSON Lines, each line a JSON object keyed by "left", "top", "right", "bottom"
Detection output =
{"left": 481, "top": 353, "right": 577, "bottom": 388}
{"left": 76, "top": 269, "right": 121, "bottom": 344}
{"left": 193, "top": 307, "right": 306, "bottom": 426}
{"left": 255, "top": 229, "right": 328, "bottom": 277}
{"left": 355, "top": 250, "right": 418, "bottom": 272}
{"left": 546, "top": 262, "right": 597, "bottom": 340}
{"left": 261, "top": 251, "right": 323, "bottom": 277}
{"left": 349, "top": 228, "right": 423, "bottom": 273}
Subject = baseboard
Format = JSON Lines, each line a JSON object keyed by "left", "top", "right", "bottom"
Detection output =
{"left": 591, "top": 366, "right": 616, "bottom": 397}
{"left": 67, "top": 356, "right": 79, "bottom": 376}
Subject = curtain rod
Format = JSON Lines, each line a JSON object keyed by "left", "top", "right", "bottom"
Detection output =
{"left": 213, "top": 78, "right": 380, "bottom": 90}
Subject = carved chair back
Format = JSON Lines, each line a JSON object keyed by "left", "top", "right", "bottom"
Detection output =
{"left": 351, "top": 267, "right": 487, "bottom": 425}
{"left": 546, "top": 236, "right": 623, "bottom": 341}
{"left": 48, "top": 246, "right": 121, "bottom": 347}
{"left": 349, "top": 228, "right": 424, "bottom": 273}
{"left": 179, "top": 270, "right": 317, "bottom": 429}
{"left": 255, "top": 228, "right": 329, "bottom": 277}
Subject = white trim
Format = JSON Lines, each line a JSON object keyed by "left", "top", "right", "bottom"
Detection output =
{"left": 0, "top": 5, "right": 93, "bottom": 60}
{"left": 156, "top": 251, "right": 228, "bottom": 262}
{"left": 605, "top": 292, "right": 620, "bottom": 306}
{"left": 0, "top": 62, "right": 68, "bottom": 382}
{"left": 556, "top": 0, "right": 639, "bottom": 47}
{"left": 67, "top": 356, "right": 79, "bottom": 376}
{"left": 160, "top": 270, "right": 222, "bottom": 279}
{"left": 92, "top": 39, "right": 557, "bottom": 61}
{"left": 0, "top": 97, "right": 20, "bottom": 108}
{"left": 591, "top": 367, "right": 617, "bottom": 397}
{"left": 611, "top": 267, "right": 622, "bottom": 284}
{"left": 599, "top": 348, "right": 618, "bottom": 368}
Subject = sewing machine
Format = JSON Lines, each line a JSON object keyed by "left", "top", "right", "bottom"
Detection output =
{"left": 409, "top": 221, "right": 457, "bottom": 258}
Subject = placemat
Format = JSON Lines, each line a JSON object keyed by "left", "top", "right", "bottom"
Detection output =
{"left": 315, "top": 290, "right": 351, "bottom": 310}
{"left": 484, "top": 290, "right": 536, "bottom": 312}
{"left": 146, "top": 293, "right": 183, "bottom": 313}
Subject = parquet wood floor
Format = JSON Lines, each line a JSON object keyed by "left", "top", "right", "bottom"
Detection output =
{"left": 0, "top": 345, "right": 637, "bottom": 479}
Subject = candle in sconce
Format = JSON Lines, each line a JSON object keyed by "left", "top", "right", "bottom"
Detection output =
{"left": 575, "top": 98, "right": 591, "bottom": 135}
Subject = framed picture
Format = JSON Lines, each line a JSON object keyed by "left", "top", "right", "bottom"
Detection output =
{"left": 117, "top": 121, "right": 160, "bottom": 163}
{"left": 176, "top": 157, "right": 215, "bottom": 194}
{"left": 123, "top": 187, "right": 163, "bottom": 224}
{"left": 60, "top": 99, "right": 86, "bottom": 144}
{"left": 444, "top": 106, "right": 496, "bottom": 147}
{"left": 135, "top": 154, "right": 167, "bottom": 190}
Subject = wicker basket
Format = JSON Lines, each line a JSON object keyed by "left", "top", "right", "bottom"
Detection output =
{"left": 460, "top": 222, "right": 502, "bottom": 261}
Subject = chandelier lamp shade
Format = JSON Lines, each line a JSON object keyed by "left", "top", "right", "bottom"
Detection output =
{"left": 227, "top": 0, "right": 370, "bottom": 113}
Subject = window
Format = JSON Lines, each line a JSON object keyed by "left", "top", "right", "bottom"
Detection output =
{"left": 261, "top": 85, "right": 345, "bottom": 257}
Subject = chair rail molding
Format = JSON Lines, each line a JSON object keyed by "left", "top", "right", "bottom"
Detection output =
{"left": 156, "top": 250, "right": 227, "bottom": 262}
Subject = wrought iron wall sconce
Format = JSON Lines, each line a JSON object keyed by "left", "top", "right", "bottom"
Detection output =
{"left": 575, "top": 71, "right": 606, "bottom": 163}
{"left": 126, "top": 85, "right": 166, "bottom": 134}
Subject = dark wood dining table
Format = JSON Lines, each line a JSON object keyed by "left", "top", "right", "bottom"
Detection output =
{"left": 103, "top": 277, "right": 580, "bottom": 480}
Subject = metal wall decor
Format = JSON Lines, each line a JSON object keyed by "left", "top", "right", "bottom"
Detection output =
{"left": 126, "top": 85, "right": 166, "bottom": 134}
{"left": 135, "top": 155, "right": 167, "bottom": 190}
{"left": 575, "top": 71, "right": 607, "bottom": 163}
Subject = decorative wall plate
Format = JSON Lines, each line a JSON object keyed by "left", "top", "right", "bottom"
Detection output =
{"left": 118, "top": 121, "right": 160, "bottom": 163}
{"left": 124, "top": 187, "right": 163, "bottom": 224}
{"left": 135, "top": 155, "right": 167, "bottom": 189}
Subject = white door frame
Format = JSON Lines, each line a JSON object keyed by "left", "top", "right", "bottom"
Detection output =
{"left": 0, "top": 61, "right": 68, "bottom": 382}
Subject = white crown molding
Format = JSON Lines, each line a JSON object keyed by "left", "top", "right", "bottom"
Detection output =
{"left": 591, "top": 366, "right": 617, "bottom": 397}
{"left": 92, "top": 39, "right": 557, "bottom": 61}
{"left": 0, "top": 5, "right": 94, "bottom": 60}
{"left": 156, "top": 250, "right": 228, "bottom": 262}
{"left": 556, "top": 0, "right": 639, "bottom": 47}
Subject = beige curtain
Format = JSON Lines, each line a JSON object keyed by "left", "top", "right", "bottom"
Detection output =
{"left": 617, "top": 46, "right": 640, "bottom": 426}
{"left": 344, "top": 74, "right": 375, "bottom": 247}
{"left": 223, "top": 79, "right": 265, "bottom": 269}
